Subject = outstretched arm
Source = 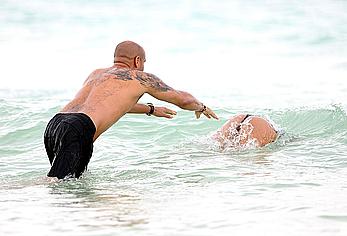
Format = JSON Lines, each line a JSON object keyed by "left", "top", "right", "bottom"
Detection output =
{"left": 128, "top": 103, "right": 177, "bottom": 119}
{"left": 135, "top": 71, "right": 218, "bottom": 119}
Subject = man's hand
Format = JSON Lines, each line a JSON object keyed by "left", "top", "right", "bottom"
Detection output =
{"left": 195, "top": 105, "right": 219, "bottom": 120}
{"left": 152, "top": 106, "right": 177, "bottom": 119}
{"left": 128, "top": 103, "right": 176, "bottom": 119}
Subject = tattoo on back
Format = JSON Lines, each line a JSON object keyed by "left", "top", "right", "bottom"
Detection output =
{"left": 106, "top": 68, "right": 172, "bottom": 92}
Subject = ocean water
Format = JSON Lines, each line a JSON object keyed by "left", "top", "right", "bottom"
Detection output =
{"left": 1, "top": 1, "right": 347, "bottom": 236}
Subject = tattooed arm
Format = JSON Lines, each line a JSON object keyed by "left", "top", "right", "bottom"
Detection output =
{"left": 105, "top": 68, "right": 218, "bottom": 119}
{"left": 104, "top": 68, "right": 193, "bottom": 110}
{"left": 135, "top": 71, "right": 218, "bottom": 119}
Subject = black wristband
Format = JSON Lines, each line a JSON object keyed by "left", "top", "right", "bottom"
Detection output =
{"left": 199, "top": 104, "right": 207, "bottom": 112}
{"left": 146, "top": 103, "right": 154, "bottom": 116}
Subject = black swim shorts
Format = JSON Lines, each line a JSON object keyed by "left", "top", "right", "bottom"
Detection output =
{"left": 44, "top": 113, "right": 96, "bottom": 179}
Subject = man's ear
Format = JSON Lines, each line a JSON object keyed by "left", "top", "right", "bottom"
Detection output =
{"left": 134, "top": 56, "right": 140, "bottom": 68}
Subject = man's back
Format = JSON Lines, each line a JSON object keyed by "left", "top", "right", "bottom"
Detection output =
{"left": 61, "top": 67, "right": 146, "bottom": 140}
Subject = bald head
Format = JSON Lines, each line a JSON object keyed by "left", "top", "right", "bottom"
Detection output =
{"left": 114, "top": 41, "right": 146, "bottom": 71}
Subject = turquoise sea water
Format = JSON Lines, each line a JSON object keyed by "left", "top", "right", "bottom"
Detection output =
{"left": 1, "top": 1, "right": 347, "bottom": 235}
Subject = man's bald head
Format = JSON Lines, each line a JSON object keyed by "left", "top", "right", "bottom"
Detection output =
{"left": 114, "top": 41, "right": 145, "bottom": 59}
{"left": 114, "top": 41, "right": 146, "bottom": 71}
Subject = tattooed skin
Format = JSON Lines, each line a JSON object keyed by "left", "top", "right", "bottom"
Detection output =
{"left": 105, "top": 68, "right": 172, "bottom": 92}
{"left": 64, "top": 103, "right": 83, "bottom": 112}
{"left": 106, "top": 68, "right": 133, "bottom": 81}
{"left": 62, "top": 102, "right": 96, "bottom": 113}
{"left": 135, "top": 71, "right": 172, "bottom": 92}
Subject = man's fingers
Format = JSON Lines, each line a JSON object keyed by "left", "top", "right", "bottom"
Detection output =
{"left": 204, "top": 112, "right": 211, "bottom": 119}
{"left": 160, "top": 112, "right": 173, "bottom": 118}
{"left": 209, "top": 111, "right": 219, "bottom": 120}
{"left": 165, "top": 108, "right": 177, "bottom": 115}
{"left": 205, "top": 107, "right": 219, "bottom": 120}
{"left": 153, "top": 107, "right": 177, "bottom": 118}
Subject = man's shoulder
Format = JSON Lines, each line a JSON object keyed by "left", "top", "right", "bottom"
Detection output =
{"left": 93, "top": 67, "right": 109, "bottom": 74}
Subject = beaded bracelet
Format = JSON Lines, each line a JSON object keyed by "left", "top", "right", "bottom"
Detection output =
{"left": 199, "top": 104, "right": 207, "bottom": 112}
{"left": 146, "top": 103, "right": 155, "bottom": 116}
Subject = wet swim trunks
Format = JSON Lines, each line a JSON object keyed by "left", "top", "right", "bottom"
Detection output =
{"left": 44, "top": 113, "right": 96, "bottom": 179}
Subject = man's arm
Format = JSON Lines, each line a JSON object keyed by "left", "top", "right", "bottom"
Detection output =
{"left": 128, "top": 103, "right": 177, "bottom": 119}
{"left": 135, "top": 71, "right": 218, "bottom": 119}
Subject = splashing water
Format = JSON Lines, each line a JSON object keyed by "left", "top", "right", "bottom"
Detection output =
{"left": 212, "top": 120, "right": 258, "bottom": 151}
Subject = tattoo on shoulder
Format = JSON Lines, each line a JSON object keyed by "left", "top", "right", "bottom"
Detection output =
{"left": 105, "top": 68, "right": 172, "bottom": 92}
{"left": 106, "top": 68, "right": 133, "bottom": 81}
{"left": 135, "top": 71, "right": 172, "bottom": 92}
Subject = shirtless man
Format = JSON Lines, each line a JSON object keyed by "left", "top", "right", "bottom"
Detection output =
{"left": 44, "top": 40, "right": 218, "bottom": 179}
{"left": 213, "top": 114, "right": 278, "bottom": 148}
